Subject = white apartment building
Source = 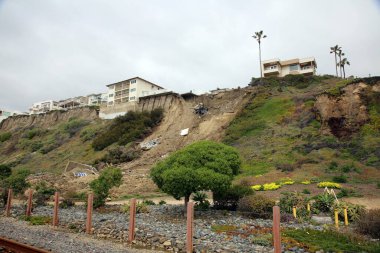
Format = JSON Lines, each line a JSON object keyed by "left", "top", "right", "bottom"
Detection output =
{"left": 29, "top": 100, "right": 60, "bottom": 114}
{"left": 106, "top": 77, "right": 165, "bottom": 106}
{"left": 0, "top": 109, "right": 18, "bottom": 122}
{"left": 89, "top": 93, "right": 108, "bottom": 105}
{"left": 262, "top": 57, "right": 317, "bottom": 77}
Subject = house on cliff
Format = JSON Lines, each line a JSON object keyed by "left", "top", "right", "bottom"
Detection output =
{"left": 261, "top": 57, "right": 317, "bottom": 77}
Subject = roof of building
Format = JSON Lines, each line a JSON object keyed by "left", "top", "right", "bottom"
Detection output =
{"left": 262, "top": 57, "right": 316, "bottom": 67}
{"left": 106, "top": 76, "right": 164, "bottom": 89}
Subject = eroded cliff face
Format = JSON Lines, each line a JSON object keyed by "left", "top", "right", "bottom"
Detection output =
{"left": 0, "top": 107, "right": 99, "bottom": 131}
{"left": 315, "top": 82, "right": 380, "bottom": 138}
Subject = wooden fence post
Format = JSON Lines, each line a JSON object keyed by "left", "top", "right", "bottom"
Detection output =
{"left": 5, "top": 188, "right": 12, "bottom": 217}
{"left": 273, "top": 206, "right": 281, "bottom": 253}
{"left": 128, "top": 198, "right": 137, "bottom": 243}
{"left": 53, "top": 192, "right": 59, "bottom": 226}
{"left": 86, "top": 193, "right": 93, "bottom": 234}
{"left": 186, "top": 202, "right": 194, "bottom": 253}
{"left": 26, "top": 189, "right": 33, "bottom": 217}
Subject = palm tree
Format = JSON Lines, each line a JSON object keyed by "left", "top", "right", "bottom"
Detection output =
{"left": 337, "top": 49, "right": 345, "bottom": 78}
{"left": 338, "top": 58, "right": 350, "bottom": 79}
{"left": 252, "top": 30, "right": 267, "bottom": 78}
{"left": 330, "top": 45, "right": 341, "bottom": 77}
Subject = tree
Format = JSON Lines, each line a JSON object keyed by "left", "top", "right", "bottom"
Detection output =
{"left": 252, "top": 30, "right": 267, "bottom": 78}
{"left": 90, "top": 167, "right": 122, "bottom": 208}
{"left": 150, "top": 140, "right": 241, "bottom": 209}
{"left": 337, "top": 49, "right": 345, "bottom": 78}
{"left": 330, "top": 45, "right": 341, "bottom": 77}
{"left": 338, "top": 58, "right": 350, "bottom": 79}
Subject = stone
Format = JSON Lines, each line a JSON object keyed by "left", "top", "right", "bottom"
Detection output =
{"left": 311, "top": 216, "right": 333, "bottom": 224}
{"left": 163, "top": 240, "right": 172, "bottom": 246}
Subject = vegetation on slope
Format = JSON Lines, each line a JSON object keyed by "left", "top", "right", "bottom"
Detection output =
{"left": 224, "top": 75, "right": 380, "bottom": 188}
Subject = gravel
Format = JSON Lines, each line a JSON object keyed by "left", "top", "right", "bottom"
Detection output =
{"left": 1, "top": 204, "right": 323, "bottom": 252}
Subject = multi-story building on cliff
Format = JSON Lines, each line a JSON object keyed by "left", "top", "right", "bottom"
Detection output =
{"left": 261, "top": 57, "right": 317, "bottom": 77}
{"left": 29, "top": 100, "right": 60, "bottom": 114}
{"left": 106, "top": 77, "right": 165, "bottom": 106}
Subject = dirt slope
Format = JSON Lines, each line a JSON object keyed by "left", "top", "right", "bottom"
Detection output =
{"left": 113, "top": 87, "right": 256, "bottom": 196}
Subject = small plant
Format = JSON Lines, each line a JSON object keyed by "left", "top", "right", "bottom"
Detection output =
{"left": 213, "top": 184, "right": 254, "bottom": 210}
{"left": 90, "top": 167, "right": 122, "bottom": 208}
{"left": 211, "top": 224, "right": 237, "bottom": 233}
{"left": 355, "top": 209, "right": 380, "bottom": 238}
{"left": 328, "top": 161, "right": 338, "bottom": 171}
{"left": 121, "top": 201, "right": 149, "bottom": 214}
{"left": 21, "top": 215, "right": 52, "bottom": 225}
{"left": 312, "top": 193, "right": 335, "bottom": 213}
{"left": 193, "top": 192, "right": 210, "bottom": 211}
{"left": 301, "top": 180, "right": 311, "bottom": 185}
{"left": 252, "top": 234, "right": 273, "bottom": 246}
{"left": 333, "top": 201, "right": 365, "bottom": 222}
{"left": 263, "top": 182, "right": 281, "bottom": 191}
{"left": 332, "top": 175, "right": 347, "bottom": 183}
{"left": 279, "top": 191, "right": 309, "bottom": 216}
{"left": 142, "top": 199, "right": 156, "bottom": 205}
{"left": 238, "top": 195, "right": 275, "bottom": 218}
{"left": 158, "top": 200, "right": 167, "bottom": 205}
{"left": 317, "top": 182, "right": 341, "bottom": 189}
{"left": 59, "top": 198, "right": 75, "bottom": 209}
{"left": 251, "top": 185, "right": 262, "bottom": 191}
{"left": 302, "top": 189, "right": 311, "bottom": 194}
{"left": 0, "top": 132, "right": 11, "bottom": 142}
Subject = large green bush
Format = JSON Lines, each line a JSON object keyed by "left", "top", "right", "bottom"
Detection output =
{"left": 237, "top": 195, "right": 274, "bottom": 218}
{"left": 213, "top": 184, "right": 254, "bottom": 210}
{"left": 0, "top": 132, "right": 11, "bottom": 142}
{"left": 0, "top": 164, "right": 11, "bottom": 180}
{"left": 90, "top": 167, "right": 122, "bottom": 208}
{"left": 92, "top": 109, "right": 164, "bottom": 151}
{"left": 5, "top": 169, "right": 31, "bottom": 194}
{"left": 279, "top": 191, "right": 309, "bottom": 216}
{"left": 150, "top": 140, "right": 241, "bottom": 208}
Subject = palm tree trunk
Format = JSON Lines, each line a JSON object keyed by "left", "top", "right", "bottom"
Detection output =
{"left": 259, "top": 42, "right": 263, "bottom": 78}
{"left": 339, "top": 55, "right": 342, "bottom": 78}
{"left": 334, "top": 53, "right": 338, "bottom": 77}
{"left": 343, "top": 66, "right": 346, "bottom": 79}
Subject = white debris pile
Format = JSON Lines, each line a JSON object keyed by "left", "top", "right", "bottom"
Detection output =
{"left": 140, "top": 138, "right": 160, "bottom": 150}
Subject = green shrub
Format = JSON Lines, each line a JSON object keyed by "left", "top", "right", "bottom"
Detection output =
{"left": 22, "top": 128, "right": 45, "bottom": 140}
{"left": 142, "top": 199, "right": 156, "bottom": 206}
{"left": 80, "top": 128, "right": 98, "bottom": 142}
{"left": 33, "top": 181, "right": 55, "bottom": 206}
{"left": 0, "top": 132, "right": 11, "bottom": 142}
{"left": 159, "top": 200, "right": 167, "bottom": 205}
{"left": 312, "top": 193, "right": 335, "bottom": 213}
{"left": 279, "top": 191, "right": 309, "bottom": 216}
{"left": 62, "top": 118, "right": 89, "bottom": 137}
{"left": 92, "top": 109, "right": 163, "bottom": 151}
{"left": 5, "top": 169, "right": 30, "bottom": 194}
{"left": 59, "top": 198, "right": 75, "bottom": 208}
{"left": 192, "top": 191, "right": 210, "bottom": 211}
{"left": 238, "top": 195, "right": 274, "bottom": 218}
{"left": 333, "top": 201, "right": 365, "bottom": 222}
{"left": 328, "top": 161, "right": 338, "bottom": 171}
{"left": 121, "top": 202, "right": 149, "bottom": 214}
{"left": 355, "top": 209, "right": 380, "bottom": 238}
{"left": 302, "top": 189, "right": 311, "bottom": 194}
{"left": 333, "top": 174, "right": 347, "bottom": 183}
{"left": 0, "top": 164, "right": 11, "bottom": 180}
{"left": 97, "top": 147, "right": 141, "bottom": 165}
{"left": 21, "top": 215, "right": 52, "bottom": 225}
{"left": 213, "top": 184, "right": 254, "bottom": 210}
{"left": 89, "top": 167, "right": 122, "bottom": 208}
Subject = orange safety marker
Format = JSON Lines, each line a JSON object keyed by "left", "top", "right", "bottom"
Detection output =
{"left": 128, "top": 198, "right": 137, "bottom": 242}
{"left": 52, "top": 192, "right": 59, "bottom": 226}
{"left": 273, "top": 206, "right": 281, "bottom": 253}
{"left": 186, "top": 202, "right": 194, "bottom": 253}
{"left": 86, "top": 193, "right": 93, "bottom": 234}
{"left": 5, "top": 188, "right": 12, "bottom": 217}
{"left": 26, "top": 189, "right": 33, "bottom": 217}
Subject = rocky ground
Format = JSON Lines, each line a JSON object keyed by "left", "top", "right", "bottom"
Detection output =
{"left": 1, "top": 205, "right": 323, "bottom": 253}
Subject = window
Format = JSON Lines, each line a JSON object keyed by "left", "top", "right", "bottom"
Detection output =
{"left": 109, "top": 94, "right": 114, "bottom": 97}
{"left": 289, "top": 64, "right": 299, "bottom": 71}
{"left": 130, "top": 96, "right": 135, "bottom": 101}
{"left": 130, "top": 88, "right": 136, "bottom": 92}
{"left": 130, "top": 79, "right": 137, "bottom": 84}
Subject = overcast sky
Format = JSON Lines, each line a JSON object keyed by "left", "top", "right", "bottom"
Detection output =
{"left": 0, "top": 0, "right": 379, "bottom": 112}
